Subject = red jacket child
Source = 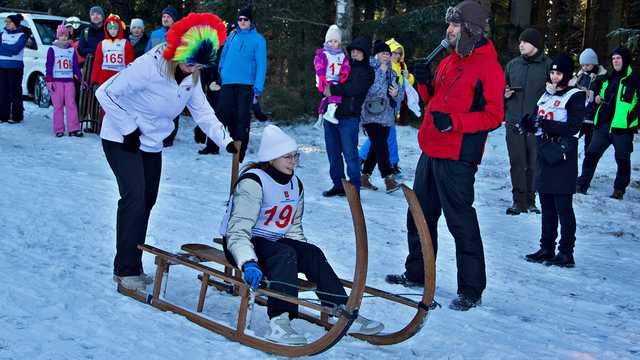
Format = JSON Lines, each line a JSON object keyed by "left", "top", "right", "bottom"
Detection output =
{"left": 91, "top": 14, "right": 134, "bottom": 86}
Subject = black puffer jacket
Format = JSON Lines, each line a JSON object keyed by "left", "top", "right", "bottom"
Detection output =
{"left": 535, "top": 87, "right": 586, "bottom": 194}
{"left": 330, "top": 36, "right": 375, "bottom": 119}
{"left": 78, "top": 23, "right": 105, "bottom": 57}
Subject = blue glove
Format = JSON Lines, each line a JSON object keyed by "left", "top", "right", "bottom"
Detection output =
{"left": 242, "top": 261, "right": 263, "bottom": 290}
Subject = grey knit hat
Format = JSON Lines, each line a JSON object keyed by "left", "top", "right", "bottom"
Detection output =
{"left": 89, "top": 6, "right": 105, "bottom": 18}
{"left": 579, "top": 48, "right": 598, "bottom": 65}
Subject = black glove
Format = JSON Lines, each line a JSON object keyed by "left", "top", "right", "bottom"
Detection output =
{"left": 122, "top": 128, "right": 141, "bottom": 153}
{"left": 252, "top": 100, "right": 268, "bottom": 122}
{"left": 431, "top": 111, "right": 453, "bottom": 132}
{"left": 520, "top": 114, "right": 541, "bottom": 134}
{"left": 226, "top": 142, "right": 238, "bottom": 154}
{"left": 414, "top": 59, "right": 433, "bottom": 86}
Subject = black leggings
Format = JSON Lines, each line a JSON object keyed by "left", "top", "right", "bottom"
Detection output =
{"left": 362, "top": 123, "right": 392, "bottom": 178}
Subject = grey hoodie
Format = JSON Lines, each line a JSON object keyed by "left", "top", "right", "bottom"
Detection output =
{"left": 360, "top": 57, "right": 403, "bottom": 127}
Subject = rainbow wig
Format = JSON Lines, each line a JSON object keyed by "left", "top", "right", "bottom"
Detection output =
{"left": 163, "top": 13, "right": 227, "bottom": 66}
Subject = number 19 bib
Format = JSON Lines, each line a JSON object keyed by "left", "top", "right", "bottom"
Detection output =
{"left": 101, "top": 39, "right": 126, "bottom": 72}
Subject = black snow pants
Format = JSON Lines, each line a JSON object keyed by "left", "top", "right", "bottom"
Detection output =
{"left": 216, "top": 84, "right": 253, "bottom": 162}
{"left": 0, "top": 67, "right": 24, "bottom": 122}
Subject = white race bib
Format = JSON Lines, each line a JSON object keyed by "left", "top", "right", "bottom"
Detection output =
{"left": 101, "top": 39, "right": 126, "bottom": 72}
{"left": 325, "top": 51, "right": 345, "bottom": 83}
{"left": 52, "top": 46, "right": 75, "bottom": 79}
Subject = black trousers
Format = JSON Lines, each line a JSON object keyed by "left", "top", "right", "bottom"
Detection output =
{"left": 103, "top": 140, "right": 162, "bottom": 277}
{"left": 577, "top": 124, "right": 634, "bottom": 192}
{"left": 506, "top": 126, "right": 537, "bottom": 204}
{"left": 250, "top": 237, "right": 347, "bottom": 319}
{"left": 0, "top": 67, "right": 24, "bottom": 122}
{"left": 539, "top": 193, "right": 576, "bottom": 255}
{"left": 406, "top": 154, "right": 486, "bottom": 300}
{"left": 164, "top": 116, "right": 180, "bottom": 144}
{"left": 581, "top": 123, "right": 594, "bottom": 154}
{"left": 362, "top": 123, "right": 392, "bottom": 178}
{"left": 216, "top": 84, "right": 253, "bottom": 162}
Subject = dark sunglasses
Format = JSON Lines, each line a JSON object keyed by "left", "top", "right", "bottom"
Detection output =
{"left": 238, "top": 17, "right": 250, "bottom": 22}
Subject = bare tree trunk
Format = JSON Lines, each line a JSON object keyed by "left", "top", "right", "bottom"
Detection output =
{"left": 336, "top": 0, "right": 353, "bottom": 44}
{"left": 511, "top": 0, "right": 533, "bottom": 27}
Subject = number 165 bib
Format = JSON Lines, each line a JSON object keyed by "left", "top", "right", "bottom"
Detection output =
{"left": 101, "top": 39, "right": 126, "bottom": 72}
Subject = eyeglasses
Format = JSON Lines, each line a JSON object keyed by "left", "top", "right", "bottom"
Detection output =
{"left": 238, "top": 17, "right": 250, "bottom": 22}
{"left": 281, "top": 152, "right": 300, "bottom": 162}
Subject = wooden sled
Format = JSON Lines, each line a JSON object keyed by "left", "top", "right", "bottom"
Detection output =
{"left": 118, "top": 181, "right": 436, "bottom": 356}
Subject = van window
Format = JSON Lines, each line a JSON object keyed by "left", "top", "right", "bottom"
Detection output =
{"left": 33, "top": 19, "right": 60, "bottom": 45}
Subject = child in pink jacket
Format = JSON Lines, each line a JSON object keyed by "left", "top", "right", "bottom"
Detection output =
{"left": 46, "top": 24, "right": 83, "bottom": 137}
{"left": 314, "top": 25, "right": 350, "bottom": 124}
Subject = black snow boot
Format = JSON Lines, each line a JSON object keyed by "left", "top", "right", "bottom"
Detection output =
{"left": 525, "top": 248, "right": 555, "bottom": 263}
{"left": 610, "top": 189, "right": 624, "bottom": 200}
{"left": 576, "top": 183, "right": 588, "bottom": 195}
{"left": 544, "top": 252, "right": 575, "bottom": 268}
{"left": 449, "top": 294, "right": 481, "bottom": 311}
{"left": 385, "top": 273, "right": 423, "bottom": 287}
{"left": 506, "top": 192, "right": 528, "bottom": 215}
{"left": 527, "top": 193, "right": 540, "bottom": 214}
{"left": 322, "top": 186, "right": 345, "bottom": 197}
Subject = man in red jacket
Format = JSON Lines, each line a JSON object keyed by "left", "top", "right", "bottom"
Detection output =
{"left": 386, "top": 0, "right": 505, "bottom": 311}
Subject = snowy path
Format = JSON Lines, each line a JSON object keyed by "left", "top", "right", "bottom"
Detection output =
{"left": 1, "top": 103, "right": 639, "bottom": 359}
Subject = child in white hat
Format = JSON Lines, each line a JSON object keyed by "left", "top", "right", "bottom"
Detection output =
{"left": 313, "top": 25, "right": 351, "bottom": 125}
{"left": 220, "top": 125, "right": 384, "bottom": 345}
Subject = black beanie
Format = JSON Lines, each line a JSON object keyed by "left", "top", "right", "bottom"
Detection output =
{"left": 7, "top": 14, "right": 24, "bottom": 27}
{"left": 238, "top": 6, "right": 252, "bottom": 22}
{"left": 161, "top": 6, "right": 179, "bottom": 22}
{"left": 550, "top": 53, "right": 574, "bottom": 86}
{"left": 373, "top": 40, "right": 391, "bottom": 56}
{"left": 611, "top": 46, "right": 631, "bottom": 72}
{"left": 519, "top": 28, "right": 543, "bottom": 50}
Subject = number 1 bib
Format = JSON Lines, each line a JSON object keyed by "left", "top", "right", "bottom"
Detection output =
{"left": 101, "top": 39, "right": 126, "bottom": 72}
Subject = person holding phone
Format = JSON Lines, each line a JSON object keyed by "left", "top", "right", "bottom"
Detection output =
{"left": 504, "top": 28, "right": 552, "bottom": 215}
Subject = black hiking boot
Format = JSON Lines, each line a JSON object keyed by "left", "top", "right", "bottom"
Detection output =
{"left": 385, "top": 273, "right": 423, "bottom": 287}
{"left": 198, "top": 146, "right": 219, "bottom": 155}
{"left": 163, "top": 139, "right": 174, "bottom": 148}
{"left": 449, "top": 294, "right": 481, "bottom": 311}
{"left": 527, "top": 193, "right": 541, "bottom": 214}
{"left": 506, "top": 204, "right": 527, "bottom": 215}
{"left": 69, "top": 130, "right": 84, "bottom": 137}
{"left": 544, "top": 252, "right": 575, "bottom": 268}
{"left": 576, "top": 184, "right": 588, "bottom": 195}
{"left": 322, "top": 186, "right": 345, "bottom": 197}
{"left": 525, "top": 248, "right": 555, "bottom": 263}
{"left": 610, "top": 189, "right": 624, "bottom": 200}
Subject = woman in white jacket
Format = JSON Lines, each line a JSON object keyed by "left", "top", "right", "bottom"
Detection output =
{"left": 97, "top": 13, "right": 235, "bottom": 291}
{"left": 221, "top": 125, "right": 384, "bottom": 345}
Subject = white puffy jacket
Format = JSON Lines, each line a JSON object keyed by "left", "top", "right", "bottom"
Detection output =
{"left": 96, "top": 45, "right": 232, "bottom": 153}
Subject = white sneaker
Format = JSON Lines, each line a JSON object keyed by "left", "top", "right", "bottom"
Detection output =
{"left": 265, "top": 313, "right": 308, "bottom": 345}
{"left": 114, "top": 275, "right": 146, "bottom": 291}
{"left": 348, "top": 315, "right": 384, "bottom": 335}
{"left": 113, "top": 273, "right": 153, "bottom": 285}
{"left": 323, "top": 103, "right": 339, "bottom": 124}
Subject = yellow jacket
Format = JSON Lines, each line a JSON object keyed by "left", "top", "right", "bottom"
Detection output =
{"left": 386, "top": 38, "right": 414, "bottom": 86}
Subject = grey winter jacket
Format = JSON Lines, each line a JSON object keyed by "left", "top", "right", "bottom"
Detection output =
{"left": 504, "top": 51, "right": 552, "bottom": 124}
{"left": 569, "top": 65, "right": 608, "bottom": 122}
{"left": 360, "top": 58, "right": 403, "bottom": 127}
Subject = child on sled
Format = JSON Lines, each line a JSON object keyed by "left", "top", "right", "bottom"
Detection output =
{"left": 221, "top": 125, "right": 384, "bottom": 345}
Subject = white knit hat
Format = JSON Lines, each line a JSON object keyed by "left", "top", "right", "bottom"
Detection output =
{"left": 325, "top": 25, "right": 342, "bottom": 44}
{"left": 130, "top": 18, "right": 144, "bottom": 30}
{"left": 579, "top": 48, "right": 598, "bottom": 65}
{"left": 257, "top": 125, "right": 298, "bottom": 162}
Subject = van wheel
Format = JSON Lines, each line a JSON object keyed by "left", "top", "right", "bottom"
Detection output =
{"left": 33, "top": 74, "right": 51, "bottom": 108}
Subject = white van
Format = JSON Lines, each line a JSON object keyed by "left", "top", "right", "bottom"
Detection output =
{"left": 0, "top": 10, "right": 86, "bottom": 107}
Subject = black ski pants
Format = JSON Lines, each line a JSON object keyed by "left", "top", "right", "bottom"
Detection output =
{"left": 406, "top": 154, "right": 486, "bottom": 300}
{"left": 0, "top": 67, "right": 24, "bottom": 122}
{"left": 216, "top": 84, "right": 253, "bottom": 162}
{"left": 362, "top": 123, "right": 393, "bottom": 178}
{"left": 539, "top": 193, "right": 576, "bottom": 255}
{"left": 506, "top": 126, "right": 537, "bottom": 204}
{"left": 251, "top": 237, "right": 347, "bottom": 319}
{"left": 577, "top": 124, "right": 634, "bottom": 192}
{"left": 103, "top": 140, "right": 162, "bottom": 277}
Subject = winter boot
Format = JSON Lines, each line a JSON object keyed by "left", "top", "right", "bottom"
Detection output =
{"left": 348, "top": 315, "right": 384, "bottom": 335}
{"left": 384, "top": 175, "right": 400, "bottom": 193}
{"left": 576, "top": 183, "right": 588, "bottom": 195}
{"left": 265, "top": 313, "right": 308, "bottom": 345}
{"left": 56, "top": 132, "right": 64, "bottom": 137}
{"left": 322, "top": 186, "right": 346, "bottom": 197}
{"left": 385, "top": 273, "right": 423, "bottom": 287}
{"left": 449, "top": 294, "right": 481, "bottom": 311}
{"left": 506, "top": 193, "right": 528, "bottom": 215}
{"left": 361, "top": 174, "right": 378, "bottom": 191}
{"left": 527, "top": 193, "right": 540, "bottom": 214}
{"left": 69, "top": 130, "right": 84, "bottom": 137}
{"left": 610, "top": 189, "right": 624, "bottom": 200}
{"left": 524, "top": 248, "right": 555, "bottom": 263}
{"left": 114, "top": 275, "right": 146, "bottom": 291}
{"left": 322, "top": 103, "right": 339, "bottom": 124}
{"left": 544, "top": 252, "right": 575, "bottom": 268}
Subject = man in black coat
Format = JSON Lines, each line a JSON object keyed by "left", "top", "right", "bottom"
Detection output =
{"left": 77, "top": 6, "right": 105, "bottom": 57}
{"left": 321, "top": 36, "right": 375, "bottom": 197}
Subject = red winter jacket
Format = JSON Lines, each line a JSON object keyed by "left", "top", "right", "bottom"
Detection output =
{"left": 417, "top": 40, "right": 505, "bottom": 164}
{"left": 90, "top": 15, "right": 134, "bottom": 86}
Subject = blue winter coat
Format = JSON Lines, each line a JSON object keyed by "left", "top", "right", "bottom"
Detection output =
{"left": 0, "top": 28, "right": 26, "bottom": 68}
{"left": 145, "top": 27, "right": 168, "bottom": 53}
{"left": 218, "top": 25, "right": 267, "bottom": 95}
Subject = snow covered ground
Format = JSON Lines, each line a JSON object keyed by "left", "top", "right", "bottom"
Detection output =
{"left": 1, "top": 102, "right": 639, "bottom": 359}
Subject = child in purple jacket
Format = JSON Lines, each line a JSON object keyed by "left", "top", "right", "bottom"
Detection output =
{"left": 46, "top": 24, "right": 83, "bottom": 137}
{"left": 314, "top": 25, "right": 350, "bottom": 124}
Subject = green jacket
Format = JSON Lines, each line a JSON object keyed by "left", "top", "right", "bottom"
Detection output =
{"left": 594, "top": 66, "right": 639, "bottom": 131}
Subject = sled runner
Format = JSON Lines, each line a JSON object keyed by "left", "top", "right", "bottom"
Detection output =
{"left": 78, "top": 55, "right": 102, "bottom": 133}
{"left": 117, "top": 181, "right": 436, "bottom": 356}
